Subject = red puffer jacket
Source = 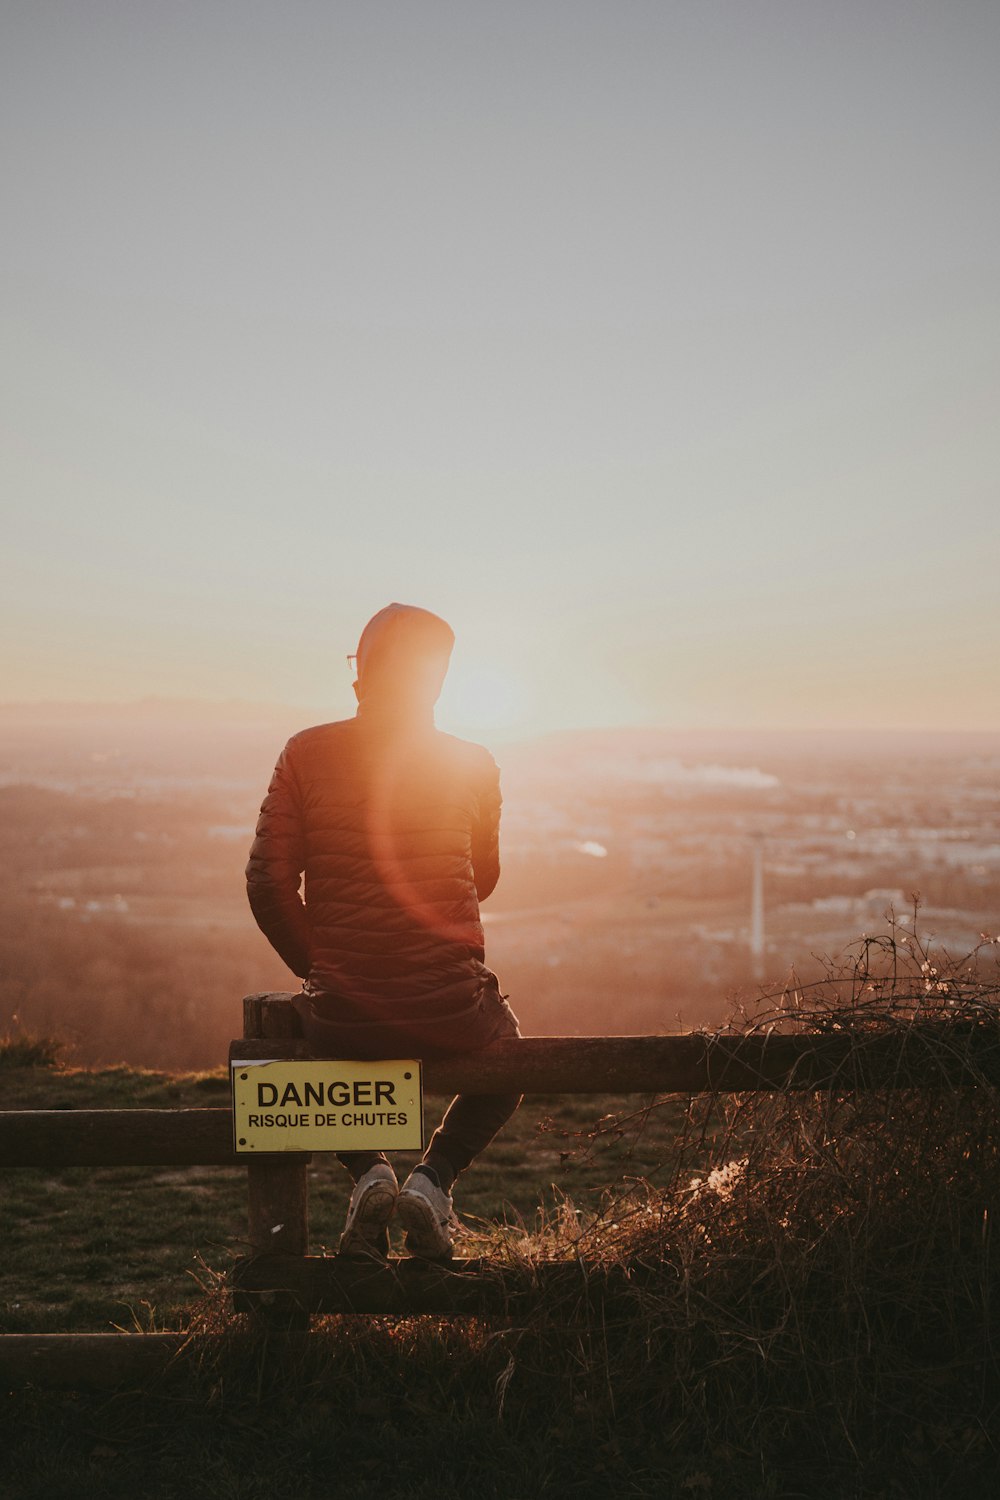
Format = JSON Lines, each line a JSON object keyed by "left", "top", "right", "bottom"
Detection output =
{"left": 245, "top": 700, "right": 501, "bottom": 1025}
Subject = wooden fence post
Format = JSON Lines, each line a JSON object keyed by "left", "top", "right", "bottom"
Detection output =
{"left": 242, "top": 993, "right": 310, "bottom": 1330}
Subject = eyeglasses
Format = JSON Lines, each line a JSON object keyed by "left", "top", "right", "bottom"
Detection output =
{"left": 346, "top": 654, "right": 358, "bottom": 673}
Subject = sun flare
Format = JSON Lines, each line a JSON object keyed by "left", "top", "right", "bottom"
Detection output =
{"left": 437, "top": 662, "right": 530, "bottom": 740}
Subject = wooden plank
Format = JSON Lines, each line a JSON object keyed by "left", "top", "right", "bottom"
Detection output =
{"left": 231, "top": 1253, "right": 631, "bottom": 1316}
{"left": 248, "top": 1159, "right": 310, "bottom": 1256}
{"left": 245, "top": 993, "right": 310, "bottom": 1256}
{"left": 0, "top": 1108, "right": 236, "bottom": 1168}
{"left": 244, "top": 991, "right": 310, "bottom": 1330}
{"left": 244, "top": 992, "right": 303, "bottom": 1039}
{"left": 230, "top": 1026, "right": 1000, "bottom": 1096}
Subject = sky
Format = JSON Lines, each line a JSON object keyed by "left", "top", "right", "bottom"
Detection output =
{"left": 2, "top": 1, "right": 998, "bottom": 741}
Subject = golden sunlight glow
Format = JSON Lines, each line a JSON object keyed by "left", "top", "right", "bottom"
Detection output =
{"left": 437, "top": 661, "right": 530, "bottom": 739}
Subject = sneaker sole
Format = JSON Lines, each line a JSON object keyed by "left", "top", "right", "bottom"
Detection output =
{"left": 396, "top": 1188, "right": 454, "bottom": 1261}
{"left": 339, "top": 1181, "right": 397, "bottom": 1257}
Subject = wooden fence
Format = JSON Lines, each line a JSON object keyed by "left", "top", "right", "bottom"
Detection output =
{"left": 1, "top": 992, "right": 998, "bottom": 1386}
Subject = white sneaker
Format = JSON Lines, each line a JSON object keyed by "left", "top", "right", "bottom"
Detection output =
{"left": 396, "top": 1169, "right": 458, "bottom": 1261}
{"left": 338, "top": 1164, "right": 398, "bottom": 1258}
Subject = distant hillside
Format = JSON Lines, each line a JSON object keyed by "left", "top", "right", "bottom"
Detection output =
{"left": 0, "top": 698, "right": 310, "bottom": 793}
{"left": 3, "top": 698, "right": 998, "bottom": 797}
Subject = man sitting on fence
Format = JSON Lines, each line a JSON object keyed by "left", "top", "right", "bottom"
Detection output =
{"left": 246, "top": 603, "right": 521, "bottom": 1261}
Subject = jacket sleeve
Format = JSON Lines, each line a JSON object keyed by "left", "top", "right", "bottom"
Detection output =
{"left": 471, "top": 752, "right": 501, "bottom": 901}
{"left": 245, "top": 743, "right": 312, "bottom": 979}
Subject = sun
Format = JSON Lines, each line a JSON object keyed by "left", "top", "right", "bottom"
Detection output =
{"left": 437, "top": 661, "right": 530, "bottom": 740}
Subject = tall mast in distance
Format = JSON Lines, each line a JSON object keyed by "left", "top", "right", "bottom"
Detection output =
{"left": 750, "top": 831, "right": 765, "bottom": 982}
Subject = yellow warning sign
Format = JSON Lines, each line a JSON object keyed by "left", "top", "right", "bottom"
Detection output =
{"left": 231, "top": 1058, "right": 423, "bottom": 1154}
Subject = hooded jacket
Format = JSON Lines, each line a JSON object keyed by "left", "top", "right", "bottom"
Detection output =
{"left": 245, "top": 608, "right": 501, "bottom": 1029}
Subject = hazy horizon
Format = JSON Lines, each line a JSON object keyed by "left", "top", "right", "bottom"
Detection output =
{"left": 3, "top": 693, "right": 1000, "bottom": 753}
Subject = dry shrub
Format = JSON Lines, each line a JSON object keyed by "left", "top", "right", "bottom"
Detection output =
{"left": 0, "top": 1028, "right": 64, "bottom": 1068}
{"left": 476, "top": 917, "right": 1000, "bottom": 1492}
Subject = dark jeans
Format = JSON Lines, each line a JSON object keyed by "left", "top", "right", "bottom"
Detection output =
{"left": 292, "top": 980, "right": 522, "bottom": 1186}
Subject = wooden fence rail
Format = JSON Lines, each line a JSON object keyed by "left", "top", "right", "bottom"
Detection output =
{"left": 231, "top": 1026, "right": 1000, "bottom": 1095}
{"left": 0, "top": 1108, "right": 235, "bottom": 1168}
{"left": 5, "top": 1025, "right": 999, "bottom": 1170}
{"left": 2, "top": 992, "right": 999, "bottom": 1384}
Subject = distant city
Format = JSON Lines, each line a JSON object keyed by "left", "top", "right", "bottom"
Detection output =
{"left": 1, "top": 702, "right": 998, "bottom": 1066}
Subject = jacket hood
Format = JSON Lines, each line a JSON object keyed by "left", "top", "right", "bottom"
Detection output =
{"left": 355, "top": 603, "right": 455, "bottom": 706}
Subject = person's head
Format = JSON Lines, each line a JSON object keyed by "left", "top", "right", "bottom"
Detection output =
{"left": 352, "top": 603, "right": 455, "bottom": 708}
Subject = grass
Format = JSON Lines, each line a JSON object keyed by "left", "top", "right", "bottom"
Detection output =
{"left": 0, "top": 1030, "right": 64, "bottom": 1069}
{"left": 0, "top": 1058, "right": 702, "bottom": 1498}
{"left": 0, "top": 1056, "right": 694, "bottom": 1336}
{"left": 3, "top": 921, "right": 1000, "bottom": 1497}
